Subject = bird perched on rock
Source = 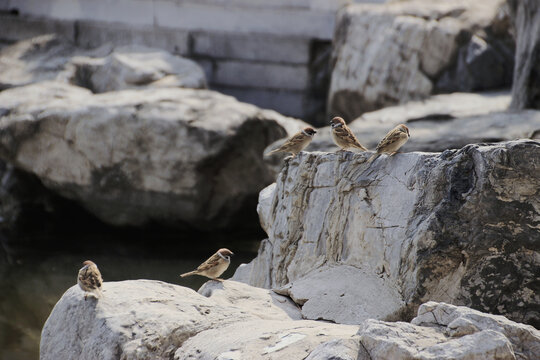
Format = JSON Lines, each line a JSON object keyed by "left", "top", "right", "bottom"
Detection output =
{"left": 265, "top": 127, "right": 317, "bottom": 157}
{"left": 78, "top": 260, "right": 103, "bottom": 300}
{"left": 330, "top": 117, "right": 368, "bottom": 152}
{"left": 368, "top": 124, "right": 410, "bottom": 163}
{"left": 180, "top": 248, "right": 234, "bottom": 280}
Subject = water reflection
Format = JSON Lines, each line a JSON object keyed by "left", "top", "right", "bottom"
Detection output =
{"left": 0, "top": 234, "right": 259, "bottom": 360}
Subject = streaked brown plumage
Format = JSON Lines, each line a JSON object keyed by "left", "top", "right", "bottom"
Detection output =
{"left": 78, "top": 260, "right": 103, "bottom": 300}
{"left": 265, "top": 127, "right": 317, "bottom": 157}
{"left": 368, "top": 124, "right": 410, "bottom": 163}
{"left": 180, "top": 248, "right": 234, "bottom": 280}
{"left": 330, "top": 117, "right": 368, "bottom": 151}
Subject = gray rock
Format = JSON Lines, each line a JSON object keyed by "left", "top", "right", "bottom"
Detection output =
{"left": 0, "top": 35, "right": 206, "bottom": 92}
{"left": 357, "top": 301, "right": 540, "bottom": 360}
{"left": 69, "top": 45, "right": 206, "bottom": 92}
{"left": 273, "top": 265, "right": 404, "bottom": 324}
{"left": 40, "top": 280, "right": 539, "bottom": 360}
{"left": 309, "top": 92, "right": 540, "bottom": 153}
{"left": 0, "top": 34, "right": 76, "bottom": 90}
{"left": 328, "top": 0, "right": 510, "bottom": 118}
{"left": 305, "top": 338, "right": 366, "bottom": 360}
{"left": 412, "top": 302, "right": 540, "bottom": 360}
{"left": 435, "top": 34, "right": 514, "bottom": 93}
{"left": 234, "top": 140, "right": 540, "bottom": 327}
{"left": 40, "top": 279, "right": 358, "bottom": 360}
{"left": 360, "top": 320, "right": 516, "bottom": 360}
{"left": 509, "top": 0, "right": 540, "bottom": 109}
{"left": 0, "top": 81, "right": 304, "bottom": 229}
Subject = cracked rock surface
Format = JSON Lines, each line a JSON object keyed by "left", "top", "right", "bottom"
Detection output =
{"left": 40, "top": 281, "right": 539, "bottom": 360}
{"left": 40, "top": 280, "right": 357, "bottom": 360}
{"left": 234, "top": 140, "right": 540, "bottom": 327}
{"left": 0, "top": 81, "right": 305, "bottom": 229}
{"left": 329, "top": 0, "right": 512, "bottom": 119}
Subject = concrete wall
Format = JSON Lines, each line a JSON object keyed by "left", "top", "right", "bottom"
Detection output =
{"left": 0, "top": 0, "right": 383, "bottom": 123}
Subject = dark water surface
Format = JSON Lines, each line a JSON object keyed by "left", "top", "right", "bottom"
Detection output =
{"left": 0, "top": 229, "right": 260, "bottom": 360}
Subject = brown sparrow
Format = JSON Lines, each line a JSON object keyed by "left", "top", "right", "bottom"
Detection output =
{"left": 180, "top": 248, "right": 234, "bottom": 280}
{"left": 368, "top": 124, "right": 410, "bottom": 162}
{"left": 265, "top": 127, "right": 317, "bottom": 157}
{"left": 78, "top": 260, "right": 103, "bottom": 300}
{"left": 330, "top": 117, "right": 368, "bottom": 152}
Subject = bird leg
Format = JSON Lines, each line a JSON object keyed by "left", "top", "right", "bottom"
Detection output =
{"left": 390, "top": 151, "right": 398, "bottom": 156}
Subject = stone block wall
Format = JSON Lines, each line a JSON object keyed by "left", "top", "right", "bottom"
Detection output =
{"left": 0, "top": 0, "right": 389, "bottom": 124}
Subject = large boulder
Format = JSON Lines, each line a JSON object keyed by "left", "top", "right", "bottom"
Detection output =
{"left": 40, "top": 280, "right": 357, "bottom": 360}
{"left": 234, "top": 140, "right": 540, "bottom": 327}
{"left": 328, "top": 0, "right": 513, "bottom": 119}
{"left": 0, "top": 81, "right": 305, "bottom": 229}
{"left": 307, "top": 91, "right": 540, "bottom": 153}
{"left": 40, "top": 280, "right": 540, "bottom": 359}
{"left": 0, "top": 34, "right": 206, "bottom": 92}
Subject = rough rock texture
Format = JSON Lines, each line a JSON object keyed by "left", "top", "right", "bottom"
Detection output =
{"left": 272, "top": 265, "right": 404, "bottom": 324}
{"left": 69, "top": 45, "right": 206, "bottom": 92}
{"left": 358, "top": 301, "right": 540, "bottom": 359}
{"left": 40, "top": 281, "right": 540, "bottom": 360}
{"left": 40, "top": 280, "right": 358, "bottom": 360}
{"left": 0, "top": 81, "right": 304, "bottom": 229}
{"left": 307, "top": 92, "right": 540, "bottom": 153}
{"left": 329, "top": 0, "right": 512, "bottom": 119}
{"left": 234, "top": 140, "right": 540, "bottom": 327}
{"left": 0, "top": 34, "right": 206, "bottom": 92}
{"left": 509, "top": 0, "right": 540, "bottom": 109}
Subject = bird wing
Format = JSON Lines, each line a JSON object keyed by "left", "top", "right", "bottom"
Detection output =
{"left": 197, "top": 253, "right": 222, "bottom": 272}
{"left": 276, "top": 133, "right": 307, "bottom": 152}
{"left": 79, "top": 265, "right": 103, "bottom": 290}
{"left": 334, "top": 126, "right": 367, "bottom": 150}
{"left": 376, "top": 128, "right": 403, "bottom": 151}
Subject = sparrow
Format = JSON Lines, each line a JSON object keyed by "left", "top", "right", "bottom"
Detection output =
{"left": 368, "top": 124, "right": 410, "bottom": 163}
{"left": 265, "top": 127, "right": 317, "bottom": 157}
{"left": 330, "top": 117, "right": 368, "bottom": 152}
{"left": 78, "top": 260, "right": 103, "bottom": 300}
{"left": 180, "top": 248, "right": 234, "bottom": 280}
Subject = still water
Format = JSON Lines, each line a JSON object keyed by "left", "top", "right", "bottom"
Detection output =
{"left": 0, "top": 230, "right": 260, "bottom": 360}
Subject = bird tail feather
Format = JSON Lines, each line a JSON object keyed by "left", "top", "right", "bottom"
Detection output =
{"left": 95, "top": 288, "right": 104, "bottom": 298}
{"left": 265, "top": 148, "right": 281, "bottom": 156}
{"left": 367, "top": 153, "right": 380, "bottom": 163}
{"left": 180, "top": 270, "right": 198, "bottom": 278}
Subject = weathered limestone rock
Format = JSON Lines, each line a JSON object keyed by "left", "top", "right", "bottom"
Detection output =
{"left": 329, "top": 0, "right": 511, "bottom": 119}
{"left": 69, "top": 45, "right": 206, "bottom": 92}
{"left": 358, "top": 301, "right": 540, "bottom": 359}
{"left": 272, "top": 265, "right": 404, "bottom": 324}
{"left": 510, "top": 0, "right": 540, "bottom": 109}
{"left": 0, "top": 35, "right": 206, "bottom": 92}
{"left": 40, "top": 280, "right": 539, "bottom": 360}
{"left": 308, "top": 92, "right": 540, "bottom": 153}
{"left": 0, "top": 34, "right": 76, "bottom": 90}
{"left": 40, "top": 280, "right": 358, "bottom": 360}
{"left": 411, "top": 302, "right": 540, "bottom": 359}
{"left": 0, "top": 81, "right": 304, "bottom": 229}
{"left": 234, "top": 140, "right": 540, "bottom": 327}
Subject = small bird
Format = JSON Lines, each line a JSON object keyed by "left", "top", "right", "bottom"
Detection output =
{"left": 265, "top": 127, "right": 317, "bottom": 157}
{"left": 78, "top": 260, "right": 103, "bottom": 300}
{"left": 330, "top": 117, "right": 368, "bottom": 152}
{"left": 180, "top": 248, "right": 234, "bottom": 280}
{"left": 368, "top": 124, "right": 410, "bottom": 163}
